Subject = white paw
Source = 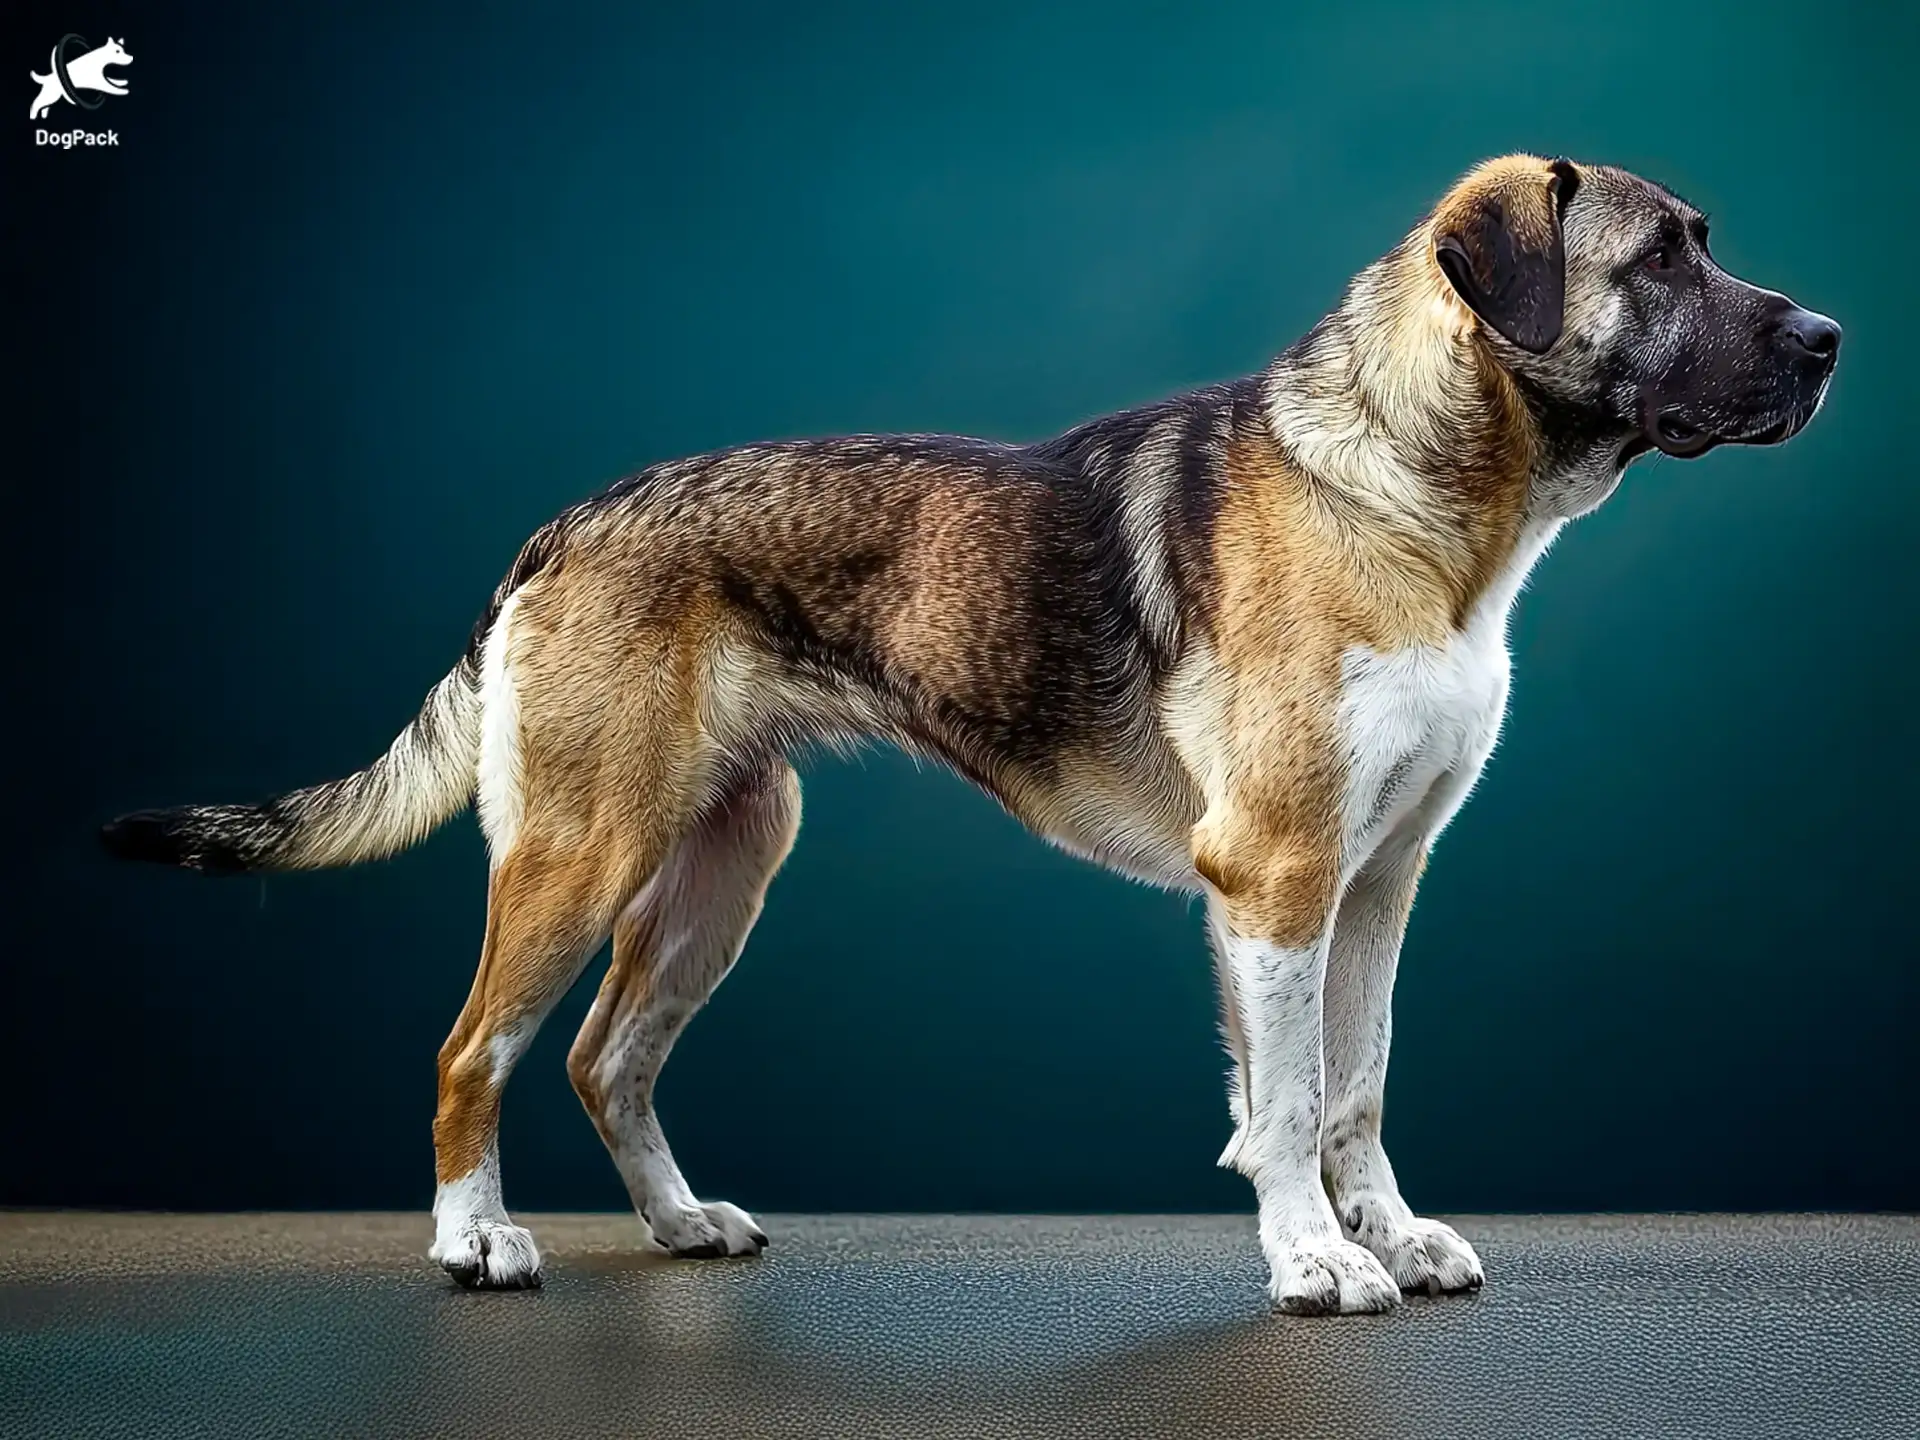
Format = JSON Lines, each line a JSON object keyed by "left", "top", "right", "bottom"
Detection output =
{"left": 645, "top": 1200, "right": 769, "bottom": 1258}
{"left": 1342, "top": 1200, "right": 1484, "bottom": 1294}
{"left": 1267, "top": 1233, "right": 1401, "bottom": 1315}
{"left": 430, "top": 1220, "right": 543, "bottom": 1290}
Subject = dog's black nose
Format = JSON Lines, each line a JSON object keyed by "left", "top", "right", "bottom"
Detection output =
{"left": 1780, "top": 308, "right": 1842, "bottom": 362}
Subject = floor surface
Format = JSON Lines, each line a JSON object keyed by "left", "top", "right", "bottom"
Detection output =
{"left": 2, "top": 1212, "right": 1915, "bottom": 1438}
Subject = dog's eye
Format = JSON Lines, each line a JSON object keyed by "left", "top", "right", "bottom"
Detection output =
{"left": 1643, "top": 245, "right": 1674, "bottom": 274}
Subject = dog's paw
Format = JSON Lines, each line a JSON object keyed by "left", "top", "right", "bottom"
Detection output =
{"left": 1342, "top": 1201, "right": 1484, "bottom": 1294}
{"left": 430, "top": 1220, "right": 543, "bottom": 1290}
{"left": 646, "top": 1200, "right": 769, "bottom": 1259}
{"left": 1267, "top": 1234, "right": 1401, "bottom": 1315}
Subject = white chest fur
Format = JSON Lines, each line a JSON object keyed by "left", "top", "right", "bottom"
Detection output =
{"left": 1335, "top": 519, "right": 1564, "bottom": 871}
{"left": 1336, "top": 630, "right": 1509, "bottom": 868}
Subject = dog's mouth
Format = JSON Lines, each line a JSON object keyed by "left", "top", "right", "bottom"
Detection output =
{"left": 1646, "top": 410, "right": 1717, "bottom": 459}
{"left": 1643, "top": 395, "right": 1819, "bottom": 459}
{"left": 1728, "top": 396, "right": 1823, "bottom": 449}
{"left": 1749, "top": 378, "right": 1832, "bottom": 447}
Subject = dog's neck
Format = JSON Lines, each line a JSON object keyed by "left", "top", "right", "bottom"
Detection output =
{"left": 1514, "top": 378, "right": 1635, "bottom": 523}
{"left": 1260, "top": 238, "right": 1627, "bottom": 625}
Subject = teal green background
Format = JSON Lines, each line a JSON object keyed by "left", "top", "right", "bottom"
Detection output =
{"left": 9, "top": 0, "right": 1914, "bottom": 1214}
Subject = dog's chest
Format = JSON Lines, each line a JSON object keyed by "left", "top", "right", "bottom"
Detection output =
{"left": 1336, "top": 622, "right": 1511, "bottom": 858}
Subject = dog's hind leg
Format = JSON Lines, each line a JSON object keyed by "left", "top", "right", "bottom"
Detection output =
{"left": 429, "top": 826, "right": 672, "bottom": 1288}
{"left": 429, "top": 580, "right": 718, "bottom": 1289}
{"left": 567, "top": 761, "right": 800, "bottom": 1258}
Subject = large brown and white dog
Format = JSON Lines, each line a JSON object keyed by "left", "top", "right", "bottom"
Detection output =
{"left": 103, "top": 155, "right": 1838, "bottom": 1313}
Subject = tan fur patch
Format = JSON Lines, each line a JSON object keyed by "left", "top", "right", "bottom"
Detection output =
{"left": 1431, "top": 154, "right": 1564, "bottom": 259}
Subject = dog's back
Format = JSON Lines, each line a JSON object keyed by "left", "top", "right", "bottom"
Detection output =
{"left": 461, "top": 381, "right": 1272, "bottom": 881}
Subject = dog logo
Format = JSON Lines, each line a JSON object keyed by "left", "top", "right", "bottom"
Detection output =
{"left": 29, "top": 34, "right": 131, "bottom": 121}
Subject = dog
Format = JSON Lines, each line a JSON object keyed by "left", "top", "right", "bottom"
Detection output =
{"left": 102, "top": 155, "right": 1839, "bottom": 1313}
{"left": 29, "top": 36, "right": 131, "bottom": 120}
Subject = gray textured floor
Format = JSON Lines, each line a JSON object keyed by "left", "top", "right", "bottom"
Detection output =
{"left": 2, "top": 1213, "right": 1915, "bottom": 1439}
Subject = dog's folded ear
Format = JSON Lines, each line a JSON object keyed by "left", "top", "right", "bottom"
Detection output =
{"left": 1434, "top": 158, "right": 1578, "bottom": 355}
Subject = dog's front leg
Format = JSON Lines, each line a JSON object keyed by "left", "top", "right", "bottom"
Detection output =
{"left": 1321, "top": 832, "right": 1484, "bottom": 1295}
{"left": 1198, "top": 819, "right": 1400, "bottom": 1315}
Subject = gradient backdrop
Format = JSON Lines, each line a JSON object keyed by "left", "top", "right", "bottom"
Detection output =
{"left": 7, "top": 0, "right": 1915, "bottom": 1216}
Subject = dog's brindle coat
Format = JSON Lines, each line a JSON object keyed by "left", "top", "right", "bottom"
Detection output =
{"left": 104, "top": 156, "right": 1839, "bottom": 1313}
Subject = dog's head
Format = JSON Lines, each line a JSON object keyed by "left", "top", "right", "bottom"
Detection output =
{"left": 1429, "top": 155, "right": 1839, "bottom": 460}
{"left": 91, "top": 37, "right": 133, "bottom": 75}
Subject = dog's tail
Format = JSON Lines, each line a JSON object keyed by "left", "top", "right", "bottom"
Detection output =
{"left": 99, "top": 522, "right": 565, "bottom": 874}
{"left": 100, "top": 657, "right": 484, "bottom": 874}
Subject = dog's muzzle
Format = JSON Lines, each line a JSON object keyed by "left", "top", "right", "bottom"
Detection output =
{"left": 1645, "top": 303, "right": 1841, "bottom": 458}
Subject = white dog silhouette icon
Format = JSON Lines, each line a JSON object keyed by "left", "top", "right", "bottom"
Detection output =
{"left": 29, "top": 35, "right": 131, "bottom": 121}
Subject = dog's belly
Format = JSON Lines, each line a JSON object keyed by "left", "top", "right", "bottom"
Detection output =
{"left": 1337, "top": 630, "right": 1511, "bottom": 869}
{"left": 1024, "top": 745, "right": 1205, "bottom": 891}
{"left": 1037, "top": 805, "right": 1202, "bottom": 890}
